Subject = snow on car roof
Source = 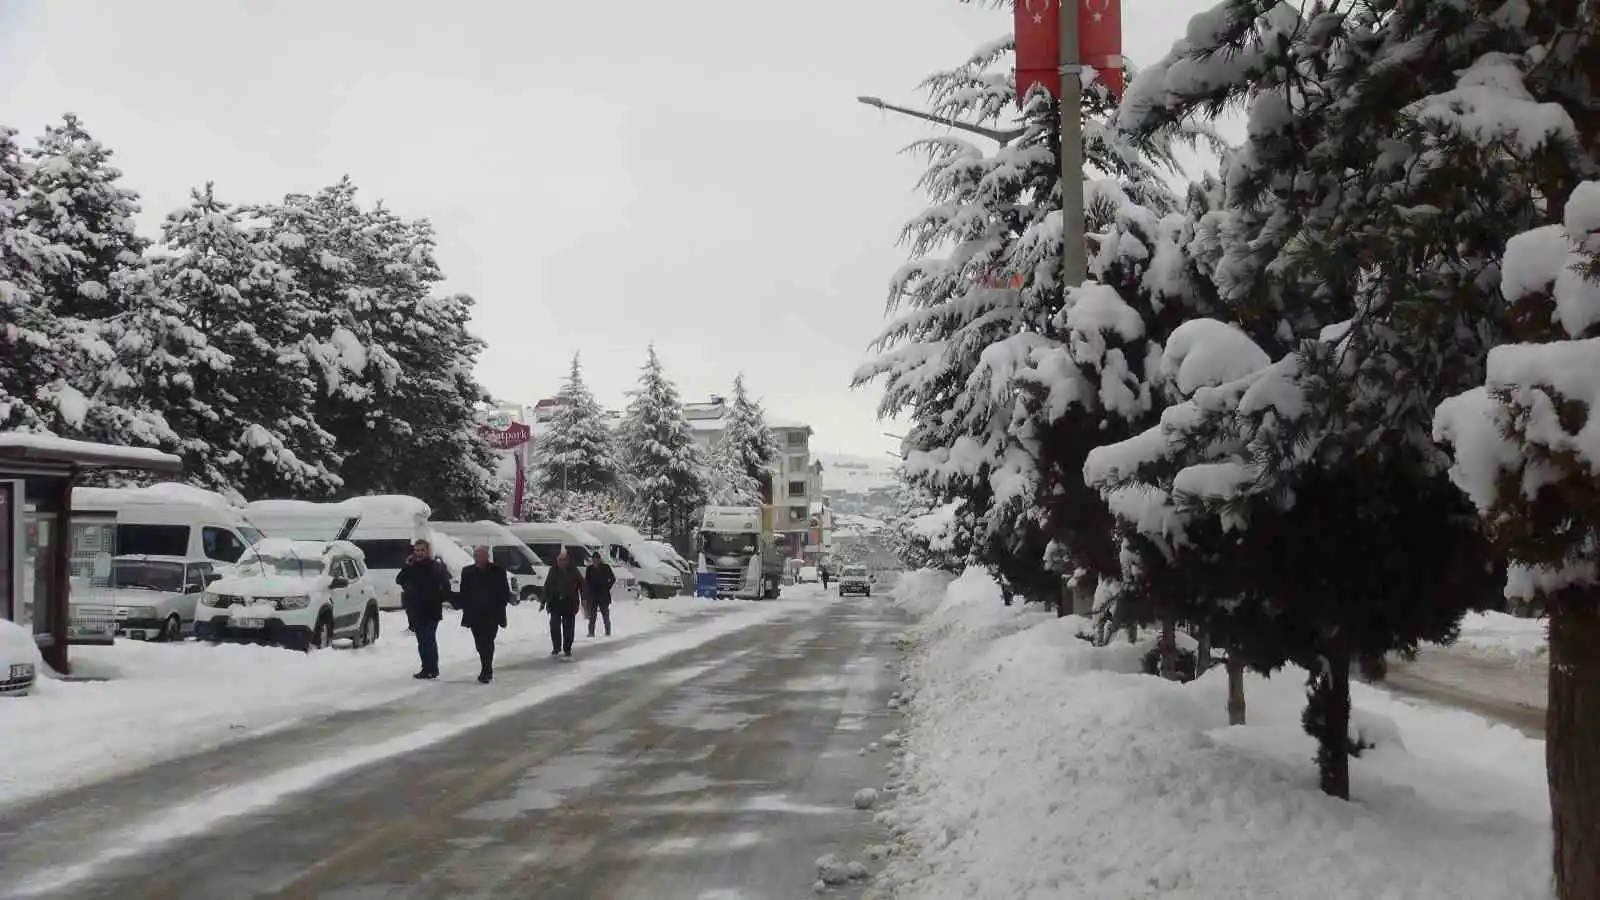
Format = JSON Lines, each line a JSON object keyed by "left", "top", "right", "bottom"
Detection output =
{"left": 246, "top": 538, "right": 364, "bottom": 561}
{"left": 241, "top": 495, "right": 431, "bottom": 523}
{"left": 111, "top": 554, "right": 197, "bottom": 564}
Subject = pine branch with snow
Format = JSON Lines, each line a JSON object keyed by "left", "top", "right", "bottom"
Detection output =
{"left": 619, "top": 345, "right": 708, "bottom": 545}
{"left": 534, "top": 353, "right": 622, "bottom": 498}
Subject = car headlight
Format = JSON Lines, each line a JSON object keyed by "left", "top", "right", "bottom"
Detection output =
{"left": 274, "top": 595, "right": 311, "bottom": 610}
{"left": 115, "top": 605, "right": 156, "bottom": 619}
{"left": 200, "top": 592, "right": 220, "bottom": 607}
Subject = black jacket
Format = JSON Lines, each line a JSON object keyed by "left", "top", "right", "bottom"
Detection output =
{"left": 585, "top": 561, "right": 616, "bottom": 605}
{"left": 459, "top": 562, "right": 511, "bottom": 630}
{"left": 396, "top": 556, "right": 452, "bottom": 622}
{"left": 544, "top": 564, "right": 583, "bottom": 616}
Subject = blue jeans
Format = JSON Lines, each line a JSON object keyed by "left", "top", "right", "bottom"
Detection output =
{"left": 413, "top": 617, "right": 439, "bottom": 675}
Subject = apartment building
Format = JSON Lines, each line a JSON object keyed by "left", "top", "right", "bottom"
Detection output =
{"left": 684, "top": 397, "right": 831, "bottom": 562}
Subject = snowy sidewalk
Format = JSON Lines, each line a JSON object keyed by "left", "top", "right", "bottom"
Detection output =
{"left": 873, "top": 569, "right": 1553, "bottom": 900}
{"left": 0, "top": 593, "right": 804, "bottom": 812}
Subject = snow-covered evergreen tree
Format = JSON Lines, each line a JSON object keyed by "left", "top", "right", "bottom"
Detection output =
{"left": 1105, "top": 0, "right": 1583, "bottom": 801}
{"left": 718, "top": 373, "right": 779, "bottom": 492}
{"left": 141, "top": 184, "right": 340, "bottom": 499}
{"left": 534, "top": 353, "right": 621, "bottom": 498}
{"left": 1436, "top": 180, "right": 1600, "bottom": 900}
{"left": 256, "top": 180, "right": 504, "bottom": 518}
{"left": 856, "top": 25, "right": 1204, "bottom": 606}
{"left": 702, "top": 434, "right": 762, "bottom": 506}
{"left": 18, "top": 114, "right": 147, "bottom": 320}
{"left": 0, "top": 124, "right": 75, "bottom": 433}
{"left": 618, "top": 345, "right": 706, "bottom": 544}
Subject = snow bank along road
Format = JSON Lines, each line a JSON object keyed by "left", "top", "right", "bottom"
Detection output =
{"left": 0, "top": 589, "right": 905, "bottom": 899}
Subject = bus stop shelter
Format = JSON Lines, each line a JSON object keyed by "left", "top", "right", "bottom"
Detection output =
{"left": 0, "top": 434, "right": 182, "bottom": 674}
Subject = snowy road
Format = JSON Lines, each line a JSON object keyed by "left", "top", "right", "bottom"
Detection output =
{"left": 1383, "top": 646, "right": 1547, "bottom": 737}
{"left": 0, "top": 592, "right": 906, "bottom": 899}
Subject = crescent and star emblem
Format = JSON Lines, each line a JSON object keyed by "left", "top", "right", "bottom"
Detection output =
{"left": 1084, "top": 0, "right": 1112, "bottom": 23}
{"left": 1022, "top": 0, "right": 1050, "bottom": 25}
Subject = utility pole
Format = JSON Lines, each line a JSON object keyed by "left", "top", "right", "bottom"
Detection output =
{"left": 1060, "top": 0, "right": 1087, "bottom": 291}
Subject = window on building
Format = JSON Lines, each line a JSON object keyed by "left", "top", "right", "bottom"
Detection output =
{"left": 786, "top": 431, "right": 805, "bottom": 448}
{"left": 789, "top": 455, "right": 806, "bottom": 471}
{"left": 788, "top": 480, "right": 806, "bottom": 497}
{"left": 789, "top": 506, "right": 807, "bottom": 523}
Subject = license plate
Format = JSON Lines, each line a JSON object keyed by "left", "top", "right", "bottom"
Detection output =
{"left": 232, "top": 616, "right": 264, "bottom": 629}
{"left": 8, "top": 664, "right": 30, "bottom": 679}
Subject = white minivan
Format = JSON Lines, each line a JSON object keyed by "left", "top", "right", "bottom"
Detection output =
{"left": 577, "top": 521, "right": 682, "bottom": 599}
{"left": 507, "top": 522, "right": 640, "bottom": 601}
{"left": 433, "top": 521, "right": 546, "bottom": 606}
{"left": 241, "top": 496, "right": 477, "bottom": 610}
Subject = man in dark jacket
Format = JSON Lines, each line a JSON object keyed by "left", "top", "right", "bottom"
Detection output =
{"left": 396, "top": 539, "right": 451, "bottom": 680}
{"left": 459, "top": 545, "right": 511, "bottom": 683}
{"left": 543, "top": 550, "right": 583, "bottom": 660}
{"left": 585, "top": 554, "right": 617, "bottom": 638}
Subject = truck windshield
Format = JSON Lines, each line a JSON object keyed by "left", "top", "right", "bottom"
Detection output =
{"left": 702, "top": 533, "right": 758, "bottom": 556}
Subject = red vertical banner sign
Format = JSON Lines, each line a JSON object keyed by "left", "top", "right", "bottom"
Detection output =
{"left": 1014, "top": 0, "right": 1060, "bottom": 101}
{"left": 1080, "top": 0, "right": 1124, "bottom": 98}
{"left": 512, "top": 453, "right": 526, "bottom": 522}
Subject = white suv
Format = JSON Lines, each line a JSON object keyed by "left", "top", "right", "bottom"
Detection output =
{"left": 195, "top": 539, "right": 380, "bottom": 652}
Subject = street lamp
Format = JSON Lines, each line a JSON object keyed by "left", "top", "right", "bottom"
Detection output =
{"left": 856, "top": 95, "right": 1026, "bottom": 147}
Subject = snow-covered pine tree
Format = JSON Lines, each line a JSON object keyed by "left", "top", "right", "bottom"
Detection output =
{"left": 618, "top": 345, "right": 707, "bottom": 546}
{"left": 1435, "top": 179, "right": 1600, "bottom": 900}
{"left": 856, "top": 23, "right": 1206, "bottom": 608}
{"left": 12, "top": 115, "right": 175, "bottom": 453}
{"left": 18, "top": 114, "right": 147, "bottom": 321}
{"left": 534, "top": 353, "right": 621, "bottom": 499}
{"left": 1109, "top": 0, "right": 1580, "bottom": 799}
{"left": 257, "top": 182, "right": 503, "bottom": 518}
{"left": 719, "top": 373, "right": 780, "bottom": 495}
{"left": 702, "top": 434, "right": 763, "bottom": 506}
{"left": 0, "top": 124, "right": 77, "bottom": 432}
{"left": 142, "top": 184, "right": 340, "bottom": 499}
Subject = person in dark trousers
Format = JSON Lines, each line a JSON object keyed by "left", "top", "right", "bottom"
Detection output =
{"left": 543, "top": 550, "right": 583, "bottom": 660}
{"left": 585, "top": 554, "right": 616, "bottom": 637}
{"left": 396, "top": 539, "right": 451, "bottom": 679}
{"left": 820, "top": 566, "right": 830, "bottom": 590}
{"left": 459, "top": 545, "right": 511, "bottom": 683}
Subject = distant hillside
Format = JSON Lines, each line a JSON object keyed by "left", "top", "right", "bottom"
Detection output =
{"left": 817, "top": 452, "right": 899, "bottom": 494}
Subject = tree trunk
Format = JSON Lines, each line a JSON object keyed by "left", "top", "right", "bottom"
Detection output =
{"left": 1195, "top": 627, "right": 1212, "bottom": 678}
{"left": 1226, "top": 654, "right": 1246, "bottom": 725}
{"left": 1549, "top": 594, "right": 1600, "bottom": 900}
{"left": 1057, "top": 575, "right": 1069, "bottom": 618}
{"left": 1073, "top": 571, "right": 1097, "bottom": 617}
{"left": 1159, "top": 619, "right": 1178, "bottom": 680}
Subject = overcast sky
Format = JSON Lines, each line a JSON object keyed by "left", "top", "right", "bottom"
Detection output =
{"left": 0, "top": 0, "right": 1220, "bottom": 460}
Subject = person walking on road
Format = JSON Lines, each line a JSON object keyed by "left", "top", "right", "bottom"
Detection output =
{"left": 544, "top": 550, "right": 583, "bottom": 660}
{"left": 820, "top": 566, "right": 830, "bottom": 591}
{"left": 397, "top": 539, "right": 451, "bottom": 680}
{"left": 459, "top": 545, "right": 511, "bottom": 683}
{"left": 585, "top": 553, "right": 616, "bottom": 638}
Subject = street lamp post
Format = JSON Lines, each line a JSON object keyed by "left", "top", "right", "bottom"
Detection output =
{"left": 856, "top": 96, "right": 1025, "bottom": 148}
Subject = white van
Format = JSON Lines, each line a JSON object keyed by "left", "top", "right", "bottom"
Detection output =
{"left": 577, "top": 521, "right": 682, "bottom": 599}
{"left": 72, "top": 484, "right": 263, "bottom": 573}
{"left": 433, "top": 521, "right": 547, "bottom": 605}
{"left": 240, "top": 496, "right": 477, "bottom": 610}
{"left": 507, "top": 522, "right": 640, "bottom": 601}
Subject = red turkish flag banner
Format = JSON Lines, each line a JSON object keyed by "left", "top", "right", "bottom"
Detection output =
{"left": 1080, "top": 0, "right": 1124, "bottom": 98}
{"left": 1014, "top": 0, "right": 1060, "bottom": 101}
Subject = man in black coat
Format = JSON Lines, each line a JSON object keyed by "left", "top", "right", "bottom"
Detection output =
{"left": 396, "top": 539, "right": 451, "bottom": 680}
{"left": 585, "top": 554, "right": 617, "bottom": 638}
{"left": 459, "top": 545, "right": 511, "bottom": 683}
{"left": 543, "top": 550, "right": 583, "bottom": 660}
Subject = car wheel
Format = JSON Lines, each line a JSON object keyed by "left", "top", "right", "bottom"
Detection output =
{"left": 161, "top": 613, "right": 183, "bottom": 642}
{"left": 310, "top": 615, "right": 335, "bottom": 651}
{"left": 355, "top": 606, "right": 379, "bottom": 648}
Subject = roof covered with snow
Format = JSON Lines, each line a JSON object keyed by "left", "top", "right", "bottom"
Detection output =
{"left": 0, "top": 434, "right": 182, "bottom": 472}
{"left": 75, "top": 482, "right": 239, "bottom": 512}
